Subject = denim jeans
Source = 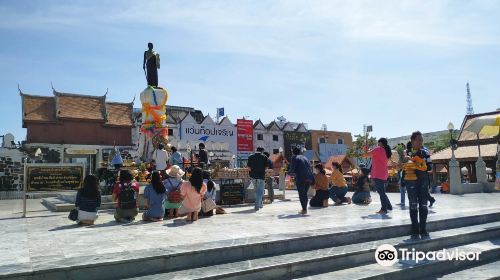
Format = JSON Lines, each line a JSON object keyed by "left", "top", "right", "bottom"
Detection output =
{"left": 374, "top": 179, "right": 392, "bottom": 212}
{"left": 251, "top": 179, "right": 265, "bottom": 210}
{"left": 400, "top": 185, "right": 406, "bottom": 205}
{"left": 407, "top": 180, "right": 429, "bottom": 233}
{"left": 329, "top": 187, "right": 348, "bottom": 203}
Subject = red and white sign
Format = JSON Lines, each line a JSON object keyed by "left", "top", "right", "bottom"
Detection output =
{"left": 237, "top": 119, "right": 253, "bottom": 153}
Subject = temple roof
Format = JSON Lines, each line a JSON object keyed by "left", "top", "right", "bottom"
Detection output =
{"left": 20, "top": 89, "right": 133, "bottom": 128}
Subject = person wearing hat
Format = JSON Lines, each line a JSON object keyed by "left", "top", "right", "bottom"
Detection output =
{"left": 163, "top": 165, "right": 185, "bottom": 218}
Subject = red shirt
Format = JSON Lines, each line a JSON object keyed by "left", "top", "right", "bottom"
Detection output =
{"left": 112, "top": 181, "right": 140, "bottom": 208}
{"left": 370, "top": 147, "right": 389, "bottom": 180}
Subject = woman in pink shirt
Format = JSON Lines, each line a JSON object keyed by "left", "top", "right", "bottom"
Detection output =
{"left": 179, "top": 167, "right": 207, "bottom": 222}
{"left": 370, "top": 138, "right": 393, "bottom": 214}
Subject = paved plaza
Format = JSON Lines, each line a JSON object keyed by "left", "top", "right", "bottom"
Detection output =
{"left": 1, "top": 191, "right": 500, "bottom": 279}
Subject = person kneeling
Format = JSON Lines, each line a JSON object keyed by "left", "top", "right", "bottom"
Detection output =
{"left": 329, "top": 163, "right": 352, "bottom": 205}
{"left": 112, "top": 170, "right": 139, "bottom": 223}
{"left": 75, "top": 174, "right": 102, "bottom": 225}
{"left": 309, "top": 164, "right": 329, "bottom": 208}
{"left": 352, "top": 166, "right": 372, "bottom": 205}
{"left": 142, "top": 171, "right": 166, "bottom": 222}
{"left": 178, "top": 167, "right": 206, "bottom": 222}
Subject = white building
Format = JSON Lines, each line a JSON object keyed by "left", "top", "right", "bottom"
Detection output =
{"left": 253, "top": 120, "right": 285, "bottom": 155}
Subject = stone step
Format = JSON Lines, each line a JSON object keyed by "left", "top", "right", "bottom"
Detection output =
{"left": 124, "top": 221, "right": 500, "bottom": 280}
{"left": 432, "top": 259, "right": 500, "bottom": 279}
{"left": 297, "top": 238, "right": 500, "bottom": 280}
{"left": 41, "top": 197, "right": 116, "bottom": 212}
{"left": 3, "top": 210, "right": 500, "bottom": 280}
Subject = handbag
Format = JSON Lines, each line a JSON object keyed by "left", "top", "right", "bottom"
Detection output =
{"left": 307, "top": 186, "right": 316, "bottom": 198}
{"left": 201, "top": 198, "right": 217, "bottom": 213}
{"left": 68, "top": 208, "right": 78, "bottom": 221}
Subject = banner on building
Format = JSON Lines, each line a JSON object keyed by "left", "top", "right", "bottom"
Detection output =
{"left": 180, "top": 123, "right": 237, "bottom": 155}
{"left": 319, "top": 143, "right": 348, "bottom": 163}
{"left": 283, "top": 131, "right": 312, "bottom": 161}
{"left": 26, "top": 164, "right": 85, "bottom": 191}
{"left": 237, "top": 119, "right": 253, "bottom": 157}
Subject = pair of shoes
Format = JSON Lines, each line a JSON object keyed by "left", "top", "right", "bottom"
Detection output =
{"left": 420, "top": 229, "right": 430, "bottom": 238}
{"left": 396, "top": 203, "right": 405, "bottom": 206}
{"left": 376, "top": 210, "right": 388, "bottom": 214}
{"left": 298, "top": 210, "right": 307, "bottom": 215}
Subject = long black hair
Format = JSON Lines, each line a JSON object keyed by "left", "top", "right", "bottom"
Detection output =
{"left": 189, "top": 167, "right": 204, "bottom": 193}
{"left": 378, "top": 137, "right": 392, "bottom": 159}
{"left": 314, "top": 163, "right": 326, "bottom": 175}
{"left": 151, "top": 171, "right": 166, "bottom": 194}
{"left": 81, "top": 174, "right": 100, "bottom": 199}
{"left": 119, "top": 170, "right": 133, "bottom": 185}
{"left": 332, "top": 162, "right": 343, "bottom": 173}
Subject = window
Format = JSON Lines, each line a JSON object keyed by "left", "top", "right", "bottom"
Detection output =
{"left": 168, "top": 129, "right": 174, "bottom": 136}
{"left": 319, "top": 137, "right": 326, "bottom": 144}
{"left": 273, "top": 135, "right": 279, "bottom": 141}
{"left": 257, "top": 134, "right": 264, "bottom": 141}
{"left": 337, "top": 139, "right": 344, "bottom": 144}
{"left": 273, "top": 149, "right": 279, "bottom": 154}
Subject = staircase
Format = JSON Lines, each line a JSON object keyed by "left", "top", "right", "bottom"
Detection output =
{"left": 3, "top": 209, "right": 500, "bottom": 280}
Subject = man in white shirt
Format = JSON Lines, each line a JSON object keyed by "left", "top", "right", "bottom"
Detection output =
{"left": 153, "top": 143, "right": 169, "bottom": 177}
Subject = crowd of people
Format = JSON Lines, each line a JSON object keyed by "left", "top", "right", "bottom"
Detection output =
{"left": 72, "top": 131, "right": 440, "bottom": 239}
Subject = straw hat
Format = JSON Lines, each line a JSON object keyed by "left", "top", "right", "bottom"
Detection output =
{"left": 166, "top": 165, "right": 185, "bottom": 178}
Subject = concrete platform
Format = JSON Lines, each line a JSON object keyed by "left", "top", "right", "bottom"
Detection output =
{"left": 0, "top": 192, "right": 499, "bottom": 279}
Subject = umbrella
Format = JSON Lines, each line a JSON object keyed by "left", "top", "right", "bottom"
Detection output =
{"left": 463, "top": 114, "right": 500, "bottom": 137}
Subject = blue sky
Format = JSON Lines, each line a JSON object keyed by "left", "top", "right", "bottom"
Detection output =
{"left": 1, "top": 0, "right": 499, "bottom": 143}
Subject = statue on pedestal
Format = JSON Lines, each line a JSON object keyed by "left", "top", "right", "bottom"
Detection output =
{"left": 143, "top": 42, "right": 160, "bottom": 87}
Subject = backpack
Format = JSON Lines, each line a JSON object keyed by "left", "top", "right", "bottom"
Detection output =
{"left": 166, "top": 179, "right": 183, "bottom": 203}
{"left": 119, "top": 183, "right": 137, "bottom": 209}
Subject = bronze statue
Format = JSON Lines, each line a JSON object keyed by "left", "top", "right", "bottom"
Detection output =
{"left": 143, "top": 42, "right": 160, "bottom": 87}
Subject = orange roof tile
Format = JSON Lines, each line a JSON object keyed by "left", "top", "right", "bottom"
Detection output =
{"left": 55, "top": 93, "right": 105, "bottom": 121}
{"left": 22, "top": 95, "right": 56, "bottom": 123}
{"left": 105, "top": 102, "right": 133, "bottom": 127}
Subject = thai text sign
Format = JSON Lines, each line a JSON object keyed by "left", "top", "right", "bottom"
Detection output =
{"left": 237, "top": 119, "right": 254, "bottom": 152}
{"left": 26, "top": 164, "right": 84, "bottom": 191}
{"left": 220, "top": 183, "right": 245, "bottom": 205}
{"left": 181, "top": 123, "right": 237, "bottom": 155}
{"left": 283, "top": 131, "right": 312, "bottom": 161}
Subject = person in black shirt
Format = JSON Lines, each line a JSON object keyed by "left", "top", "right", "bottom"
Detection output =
{"left": 247, "top": 147, "right": 268, "bottom": 211}
{"left": 352, "top": 164, "right": 372, "bottom": 205}
{"left": 198, "top": 143, "right": 208, "bottom": 169}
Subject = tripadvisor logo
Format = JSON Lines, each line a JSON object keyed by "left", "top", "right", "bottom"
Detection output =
{"left": 375, "top": 244, "right": 398, "bottom": 266}
{"left": 375, "top": 244, "right": 481, "bottom": 266}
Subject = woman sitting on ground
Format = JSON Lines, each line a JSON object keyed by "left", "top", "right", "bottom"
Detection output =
{"left": 143, "top": 171, "right": 167, "bottom": 222}
{"left": 329, "top": 163, "right": 352, "bottom": 205}
{"left": 352, "top": 165, "right": 372, "bottom": 205}
{"left": 179, "top": 167, "right": 207, "bottom": 222}
{"left": 200, "top": 180, "right": 217, "bottom": 217}
{"left": 309, "top": 164, "right": 330, "bottom": 207}
{"left": 75, "top": 174, "right": 102, "bottom": 225}
{"left": 163, "top": 165, "right": 185, "bottom": 219}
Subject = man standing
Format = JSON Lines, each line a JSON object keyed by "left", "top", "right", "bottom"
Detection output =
{"left": 198, "top": 143, "right": 208, "bottom": 169}
{"left": 153, "top": 143, "right": 169, "bottom": 178}
{"left": 169, "top": 146, "right": 184, "bottom": 170}
{"left": 247, "top": 147, "right": 268, "bottom": 211}
{"left": 288, "top": 147, "right": 314, "bottom": 215}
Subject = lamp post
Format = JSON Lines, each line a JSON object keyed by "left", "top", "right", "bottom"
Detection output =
{"left": 447, "top": 122, "right": 462, "bottom": 194}
{"left": 278, "top": 146, "right": 285, "bottom": 199}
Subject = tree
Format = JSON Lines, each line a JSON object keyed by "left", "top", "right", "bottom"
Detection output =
{"left": 425, "top": 131, "right": 459, "bottom": 153}
{"left": 347, "top": 134, "right": 377, "bottom": 166}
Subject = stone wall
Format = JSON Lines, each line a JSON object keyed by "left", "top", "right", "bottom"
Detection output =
{"left": 0, "top": 149, "right": 24, "bottom": 191}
